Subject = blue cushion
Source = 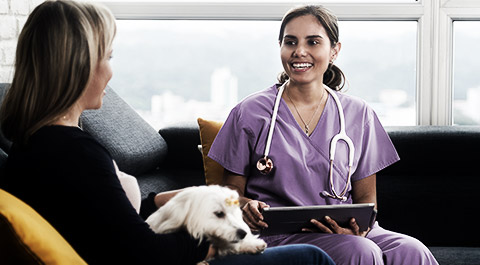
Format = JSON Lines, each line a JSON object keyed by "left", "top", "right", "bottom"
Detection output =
{"left": 81, "top": 86, "right": 167, "bottom": 176}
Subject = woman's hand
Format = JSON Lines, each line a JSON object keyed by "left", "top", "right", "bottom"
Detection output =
{"left": 205, "top": 245, "right": 216, "bottom": 260}
{"left": 154, "top": 189, "right": 184, "bottom": 208}
{"left": 197, "top": 245, "right": 216, "bottom": 265}
{"left": 222, "top": 170, "right": 270, "bottom": 232}
{"left": 303, "top": 216, "right": 368, "bottom": 237}
{"left": 241, "top": 200, "right": 270, "bottom": 232}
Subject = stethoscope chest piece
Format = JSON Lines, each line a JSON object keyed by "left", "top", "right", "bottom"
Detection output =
{"left": 257, "top": 156, "right": 274, "bottom": 175}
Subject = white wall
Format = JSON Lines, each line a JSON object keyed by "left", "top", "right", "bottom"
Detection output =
{"left": 0, "top": 0, "right": 43, "bottom": 83}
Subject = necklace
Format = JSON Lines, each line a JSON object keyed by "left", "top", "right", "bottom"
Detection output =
{"left": 286, "top": 86, "right": 326, "bottom": 135}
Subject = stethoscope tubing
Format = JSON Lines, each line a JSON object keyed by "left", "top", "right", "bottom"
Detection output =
{"left": 258, "top": 82, "right": 355, "bottom": 201}
{"left": 264, "top": 83, "right": 286, "bottom": 158}
{"left": 324, "top": 85, "right": 355, "bottom": 167}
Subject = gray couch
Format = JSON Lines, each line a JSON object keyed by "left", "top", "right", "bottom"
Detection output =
{"left": 0, "top": 83, "right": 479, "bottom": 264}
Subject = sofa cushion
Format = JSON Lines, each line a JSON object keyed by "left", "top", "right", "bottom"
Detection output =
{"left": 430, "top": 247, "right": 480, "bottom": 265}
{"left": 377, "top": 126, "right": 480, "bottom": 247}
{"left": 197, "top": 118, "right": 224, "bottom": 185}
{"left": 81, "top": 86, "right": 167, "bottom": 176}
{"left": 0, "top": 189, "right": 87, "bottom": 265}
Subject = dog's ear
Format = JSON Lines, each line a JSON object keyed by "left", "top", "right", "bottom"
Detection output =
{"left": 146, "top": 192, "right": 194, "bottom": 234}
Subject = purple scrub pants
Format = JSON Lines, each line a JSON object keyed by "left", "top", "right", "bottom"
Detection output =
{"left": 262, "top": 222, "right": 439, "bottom": 265}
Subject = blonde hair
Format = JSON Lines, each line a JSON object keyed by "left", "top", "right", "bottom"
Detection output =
{"left": 0, "top": 0, "right": 116, "bottom": 144}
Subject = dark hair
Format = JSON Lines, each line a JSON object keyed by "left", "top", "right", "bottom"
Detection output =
{"left": 277, "top": 5, "right": 345, "bottom": 91}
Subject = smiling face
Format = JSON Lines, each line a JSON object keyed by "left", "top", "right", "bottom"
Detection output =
{"left": 280, "top": 15, "right": 340, "bottom": 87}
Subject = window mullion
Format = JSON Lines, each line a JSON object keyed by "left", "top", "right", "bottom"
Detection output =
{"left": 431, "top": 1, "right": 454, "bottom": 125}
{"left": 418, "top": 0, "right": 454, "bottom": 126}
{"left": 416, "top": 12, "right": 432, "bottom": 125}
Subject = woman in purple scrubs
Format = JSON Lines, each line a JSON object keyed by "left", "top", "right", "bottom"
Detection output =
{"left": 208, "top": 5, "right": 438, "bottom": 265}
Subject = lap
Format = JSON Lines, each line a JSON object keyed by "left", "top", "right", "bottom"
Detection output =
{"left": 261, "top": 222, "right": 438, "bottom": 265}
{"left": 367, "top": 222, "right": 428, "bottom": 250}
{"left": 263, "top": 222, "right": 426, "bottom": 252}
{"left": 367, "top": 223, "right": 439, "bottom": 265}
{"left": 263, "top": 229, "right": 381, "bottom": 254}
{"left": 264, "top": 232, "right": 383, "bottom": 265}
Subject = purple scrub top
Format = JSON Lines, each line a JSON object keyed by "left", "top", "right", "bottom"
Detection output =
{"left": 208, "top": 84, "right": 400, "bottom": 207}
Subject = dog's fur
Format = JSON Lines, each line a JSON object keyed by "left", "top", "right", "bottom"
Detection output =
{"left": 146, "top": 185, "right": 267, "bottom": 257}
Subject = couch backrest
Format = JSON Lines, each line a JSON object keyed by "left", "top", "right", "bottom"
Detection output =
{"left": 377, "top": 126, "right": 480, "bottom": 247}
{"left": 0, "top": 83, "right": 168, "bottom": 176}
{"left": 383, "top": 126, "right": 479, "bottom": 176}
{"left": 80, "top": 86, "right": 168, "bottom": 176}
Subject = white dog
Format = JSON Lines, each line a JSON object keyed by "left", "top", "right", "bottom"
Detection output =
{"left": 146, "top": 185, "right": 267, "bottom": 257}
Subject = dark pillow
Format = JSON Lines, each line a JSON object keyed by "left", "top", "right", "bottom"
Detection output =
{"left": 81, "top": 86, "right": 168, "bottom": 176}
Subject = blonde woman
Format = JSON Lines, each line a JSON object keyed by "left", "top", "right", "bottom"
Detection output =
{"left": 0, "top": 1, "right": 333, "bottom": 264}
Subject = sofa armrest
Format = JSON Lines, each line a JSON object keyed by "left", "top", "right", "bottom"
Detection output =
{"left": 158, "top": 122, "right": 204, "bottom": 172}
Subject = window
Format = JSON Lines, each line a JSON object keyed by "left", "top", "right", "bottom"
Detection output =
{"left": 103, "top": 0, "right": 480, "bottom": 126}
{"left": 336, "top": 21, "right": 417, "bottom": 126}
{"left": 110, "top": 20, "right": 281, "bottom": 129}
{"left": 109, "top": 20, "right": 417, "bottom": 129}
{"left": 453, "top": 21, "right": 480, "bottom": 125}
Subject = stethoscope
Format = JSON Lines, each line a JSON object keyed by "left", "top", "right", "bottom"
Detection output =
{"left": 256, "top": 82, "right": 355, "bottom": 201}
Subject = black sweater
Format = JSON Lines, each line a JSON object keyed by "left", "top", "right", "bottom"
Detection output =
{"left": 1, "top": 125, "right": 209, "bottom": 265}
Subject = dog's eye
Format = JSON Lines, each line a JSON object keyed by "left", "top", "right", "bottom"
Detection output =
{"left": 214, "top": 211, "right": 225, "bottom": 218}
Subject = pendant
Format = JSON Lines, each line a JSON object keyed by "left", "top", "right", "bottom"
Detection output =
{"left": 305, "top": 125, "right": 309, "bottom": 135}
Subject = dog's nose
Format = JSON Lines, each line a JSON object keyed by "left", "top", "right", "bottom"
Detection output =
{"left": 236, "top": 229, "right": 247, "bottom": 240}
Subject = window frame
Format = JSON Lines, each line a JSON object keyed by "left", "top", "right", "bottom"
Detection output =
{"left": 100, "top": 0, "right": 480, "bottom": 125}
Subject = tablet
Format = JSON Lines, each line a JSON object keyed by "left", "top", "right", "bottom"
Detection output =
{"left": 260, "top": 203, "right": 376, "bottom": 236}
